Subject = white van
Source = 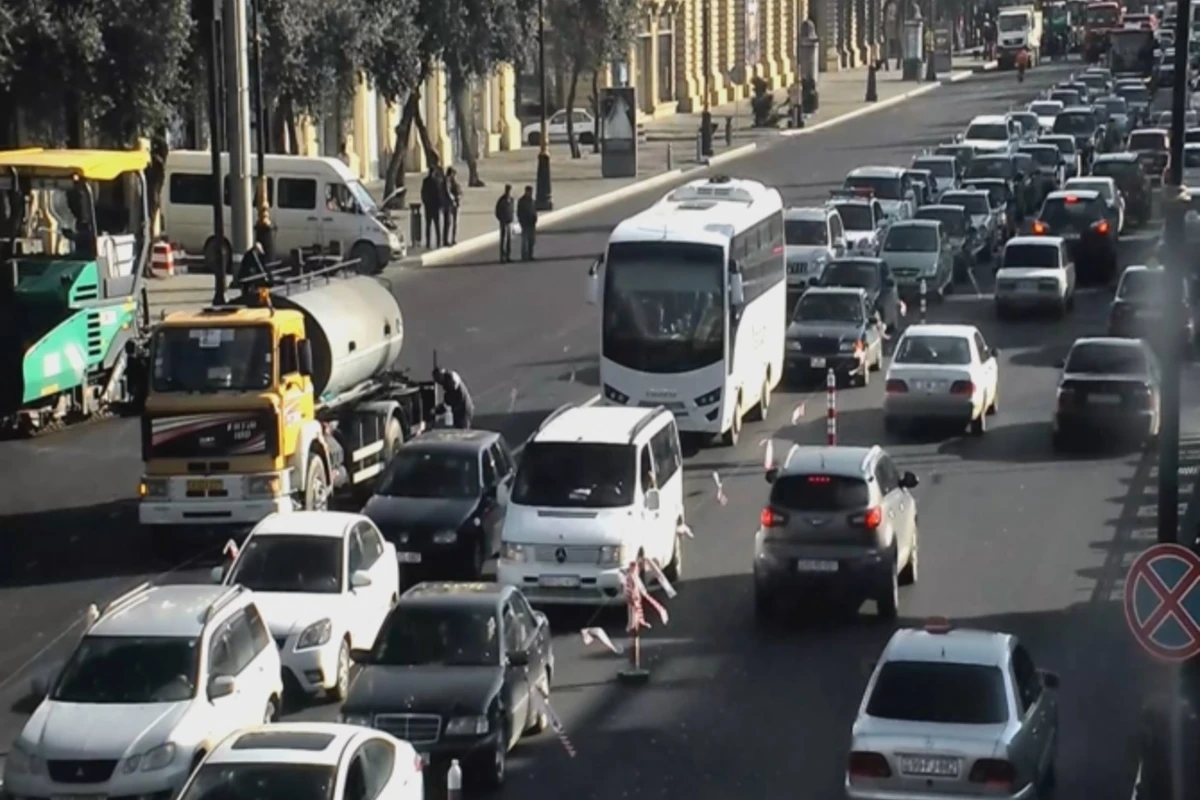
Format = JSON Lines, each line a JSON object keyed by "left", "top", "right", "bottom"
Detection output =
{"left": 162, "top": 151, "right": 404, "bottom": 273}
{"left": 497, "top": 404, "right": 685, "bottom": 605}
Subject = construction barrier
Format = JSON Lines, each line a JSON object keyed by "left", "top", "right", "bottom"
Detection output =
{"left": 826, "top": 368, "right": 836, "bottom": 445}
{"left": 151, "top": 241, "right": 176, "bottom": 276}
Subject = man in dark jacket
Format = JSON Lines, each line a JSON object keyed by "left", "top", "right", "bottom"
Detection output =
{"left": 420, "top": 166, "right": 443, "bottom": 249}
{"left": 432, "top": 367, "right": 474, "bottom": 429}
{"left": 516, "top": 185, "right": 537, "bottom": 261}
{"left": 495, "top": 184, "right": 515, "bottom": 262}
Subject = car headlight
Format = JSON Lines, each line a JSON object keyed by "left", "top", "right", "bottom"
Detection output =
{"left": 387, "top": 232, "right": 401, "bottom": 251}
{"left": 500, "top": 542, "right": 528, "bottom": 562}
{"left": 839, "top": 340, "right": 855, "bottom": 352}
{"left": 123, "top": 742, "right": 177, "bottom": 773}
{"left": 139, "top": 477, "right": 168, "bottom": 499}
{"left": 297, "top": 618, "right": 333, "bottom": 649}
{"left": 445, "top": 715, "right": 490, "bottom": 736}
{"left": 786, "top": 340, "right": 803, "bottom": 351}
{"left": 340, "top": 712, "right": 373, "bottom": 727}
{"left": 599, "top": 544, "right": 627, "bottom": 566}
{"left": 6, "top": 742, "right": 33, "bottom": 774}
{"left": 432, "top": 530, "right": 458, "bottom": 544}
{"left": 244, "top": 474, "right": 281, "bottom": 498}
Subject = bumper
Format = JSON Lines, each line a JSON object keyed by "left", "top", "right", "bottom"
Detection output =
{"left": 497, "top": 561, "right": 626, "bottom": 605}
{"left": 754, "top": 546, "right": 891, "bottom": 600}
{"left": 139, "top": 496, "right": 293, "bottom": 527}
{"left": 846, "top": 780, "right": 1038, "bottom": 799}
{"left": 3, "top": 764, "right": 191, "bottom": 800}
{"left": 786, "top": 352, "right": 863, "bottom": 375}
{"left": 884, "top": 394, "right": 977, "bottom": 423}
{"left": 1055, "top": 409, "right": 1154, "bottom": 438}
{"left": 895, "top": 277, "right": 940, "bottom": 297}
{"left": 995, "top": 288, "right": 1066, "bottom": 309}
{"left": 278, "top": 638, "right": 343, "bottom": 694}
{"left": 419, "top": 730, "right": 504, "bottom": 768}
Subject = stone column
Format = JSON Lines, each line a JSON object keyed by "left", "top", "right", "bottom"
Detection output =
{"left": 677, "top": 0, "right": 703, "bottom": 111}
{"left": 867, "top": 0, "right": 880, "bottom": 61}
{"left": 645, "top": 19, "right": 661, "bottom": 113}
{"left": 818, "top": 0, "right": 840, "bottom": 70}
{"left": 720, "top": 0, "right": 740, "bottom": 99}
{"left": 836, "top": 0, "right": 849, "bottom": 67}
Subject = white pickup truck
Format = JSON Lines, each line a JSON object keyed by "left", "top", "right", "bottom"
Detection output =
{"left": 997, "top": 5, "right": 1044, "bottom": 69}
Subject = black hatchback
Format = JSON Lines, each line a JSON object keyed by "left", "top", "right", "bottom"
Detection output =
{"left": 1032, "top": 190, "right": 1118, "bottom": 282}
{"left": 1090, "top": 152, "right": 1152, "bottom": 225}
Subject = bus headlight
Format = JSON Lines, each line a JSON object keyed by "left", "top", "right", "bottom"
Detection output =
{"left": 694, "top": 388, "right": 722, "bottom": 406}
{"left": 139, "top": 477, "right": 169, "bottom": 499}
{"left": 244, "top": 474, "right": 281, "bottom": 498}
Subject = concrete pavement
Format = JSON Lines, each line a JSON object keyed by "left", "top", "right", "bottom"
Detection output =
{"left": 0, "top": 61, "right": 1170, "bottom": 800}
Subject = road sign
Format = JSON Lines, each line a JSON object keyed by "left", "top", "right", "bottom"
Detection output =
{"left": 1124, "top": 543, "right": 1200, "bottom": 661}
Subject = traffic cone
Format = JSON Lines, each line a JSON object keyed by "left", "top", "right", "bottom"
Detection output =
{"left": 151, "top": 241, "right": 175, "bottom": 276}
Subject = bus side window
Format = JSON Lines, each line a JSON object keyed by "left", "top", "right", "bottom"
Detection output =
{"left": 279, "top": 334, "right": 299, "bottom": 376}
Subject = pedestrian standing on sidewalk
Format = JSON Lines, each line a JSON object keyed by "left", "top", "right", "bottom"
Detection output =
{"left": 517, "top": 185, "right": 537, "bottom": 261}
{"left": 443, "top": 167, "right": 463, "bottom": 246}
{"left": 495, "top": 184, "right": 515, "bottom": 262}
{"left": 421, "top": 165, "right": 443, "bottom": 249}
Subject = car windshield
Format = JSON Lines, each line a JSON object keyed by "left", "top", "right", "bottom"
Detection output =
{"left": 226, "top": 535, "right": 342, "bottom": 594}
{"left": 371, "top": 605, "right": 500, "bottom": 667}
{"left": 785, "top": 218, "right": 828, "bottom": 245}
{"left": 832, "top": 203, "right": 875, "bottom": 230}
{"left": 1118, "top": 270, "right": 1169, "bottom": 301}
{"left": 1004, "top": 244, "right": 1060, "bottom": 268}
{"left": 1050, "top": 91, "right": 1081, "bottom": 105}
{"left": 1101, "top": 97, "right": 1128, "bottom": 113}
{"left": 1117, "top": 84, "right": 1150, "bottom": 103}
{"left": 941, "top": 193, "right": 989, "bottom": 215}
{"left": 883, "top": 225, "right": 938, "bottom": 252}
{"left": 1066, "top": 180, "right": 1110, "bottom": 199}
{"left": 53, "top": 635, "right": 198, "bottom": 703}
{"left": 151, "top": 326, "right": 273, "bottom": 392}
{"left": 179, "top": 763, "right": 335, "bottom": 800}
{"left": 513, "top": 442, "right": 634, "bottom": 508}
{"left": 822, "top": 261, "right": 881, "bottom": 290}
{"left": 912, "top": 158, "right": 955, "bottom": 177}
{"left": 845, "top": 175, "right": 902, "bottom": 200}
{"left": 1022, "top": 147, "right": 1060, "bottom": 167}
{"left": 1042, "top": 136, "right": 1077, "bottom": 155}
{"left": 1092, "top": 160, "right": 1139, "bottom": 180}
{"left": 793, "top": 293, "right": 864, "bottom": 323}
{"left": 1184, "top": 149, "right": 1200, "bottom": 168}
{"left": 894, "top": 335, "right": 972, "bottom": 365}
{"left": 1029, "top": 102, "right": 1063, "bottom": 116}
{"left": 1053, "top": 113, "right": 1096, "bottom": 134}
{"left": 1065, "top": 342, "right": 1148, "bottom": 374}
{"left": 965, "top": 123, "right": 1009, "bottom": 141}
{"left": 770, "top": 475, "right": 869, "bottom": 511}
{"left": 1128, "top": 131, "right": 1167, "bottom": 151}
{"left": 376, "top": 448, "right": 480, "bottom": 499}
{"left": 916, "top": 208, "right": 966, "bottom": 236}
{"left": 1040, "top": 197, "right": 1104, "bottom": 227}
{"left": 866, "top": 661, "right": 1009, "bottom": 724}
{"left": 966, "top": 158, "right": 1012, "bottom": 179}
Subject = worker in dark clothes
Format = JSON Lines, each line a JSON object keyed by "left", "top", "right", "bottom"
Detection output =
{"left": 495, "top": 184, "right": 515, "bottom": 262}
{"left": 420, "top": 166, "right": 443, "bottom": 249}
{"left": 516, "top": 185, "right": 537, "bottom": 261}
{"left": 432, "top": 367, "right": 474, "bottom": 429}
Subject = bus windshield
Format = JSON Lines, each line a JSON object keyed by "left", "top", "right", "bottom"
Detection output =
{"left": 602, "top": 241, "right": 725, "bottom": 374}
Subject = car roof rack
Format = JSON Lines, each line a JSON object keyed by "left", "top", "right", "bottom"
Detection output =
{"left": 532, "top": 403, "right": 576, "bottom": 438}
{"left": 87, "top": 581, "right": 154, "bottom": 627}
{"left": 203, "top": 585, "right": 247, "bottom": 624}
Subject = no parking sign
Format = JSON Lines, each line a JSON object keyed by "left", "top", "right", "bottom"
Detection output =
{"left": 1124, "top": 543, "right": 1200, "bottom": 662}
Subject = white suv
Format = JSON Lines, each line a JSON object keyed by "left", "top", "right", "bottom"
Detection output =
{"left": 497, "top": 404, "right": 685, "bottom": 605}
{"left": 4, "top": 584, "right": 284, "bottom": 799}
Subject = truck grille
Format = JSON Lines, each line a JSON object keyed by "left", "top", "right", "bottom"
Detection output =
{"left": 47, "top": 759, "right": 118, "bottom": 783}
{"left": 533, "top": 545, "right": 603, "bottom": 564}
{"left": 793, "top": 338, "right": 842, "bottom": 356}
{"left": 373, "top": 713, "right": 442, "bottom": 744}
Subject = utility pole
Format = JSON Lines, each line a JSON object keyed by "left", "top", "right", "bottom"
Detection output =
{"left": 222, "top": 0, "right": 253, "bottom": 257}
{"left": 249, "top": 0, "right": 273, "bottom": 258}
{"left": 535, "top": 0, "right": 553, "bottom": 211}
{"left": 701, "top": 0, "right": 713, "bottom": 157}
{"left": 205, "top": 0, "right": 227, "bottom": 304}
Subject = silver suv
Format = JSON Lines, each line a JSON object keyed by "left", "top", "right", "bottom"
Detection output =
{"left": 754, "top": 445, "right": 919, "bottom": 623}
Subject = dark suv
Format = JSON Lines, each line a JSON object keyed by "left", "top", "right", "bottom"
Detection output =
{"left": 1091, "top": 152, "right": 1152, "bottom": 225}
{"left": 1032, "top": 190, "right": 1118, "bottom": 282}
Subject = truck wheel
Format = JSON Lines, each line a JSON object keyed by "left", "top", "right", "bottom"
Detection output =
{"left": 304, "top": 455, "right": 329, "bottom": 511}
{"left": 350, "top": 241, "right": 380, "bottom": 275}
{"left": 383, "top": 417, "right": 404, "bottom": 461}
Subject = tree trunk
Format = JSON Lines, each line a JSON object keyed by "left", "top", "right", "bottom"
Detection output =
{"left": 146, "top": 131, "right": 170, "bottom": 252}
{"left": 448, "top": 67, "right": 485, "bottom": 187}
{"left": 64, "top": 91, "right": 84, "bottom": 148}
{"left": 565, "top": 60, "right": 583, "bottom": 159}
{"left": 269, "top": 98, "right": 287, "bottom": 152}
{"left": 412, "top": 104, "right": 437, "bottom": 166}
{"left": 383, "top": 93, "right": 419, "bottom": 205}
{"left": 281, "top": 95, "right": 299, "bottom": 155}
{"left": 590, "top": 69, "right": 601, "bottom": 153}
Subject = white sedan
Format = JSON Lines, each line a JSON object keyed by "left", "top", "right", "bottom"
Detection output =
{"left": 883, "top": 324, "right": 1000, "bottom": 436}
{"left": 522, "top": 108, "right": 595, "bottom": 146}
{"left": 215, "top": 511, "right": 400, "bottom": 701}
{"left": 178, "top": 723, "right": 423, "bottom": 800}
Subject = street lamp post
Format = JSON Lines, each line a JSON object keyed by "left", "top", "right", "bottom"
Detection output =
{"left": 205, "top": 0, "right": 227, "bottom": 304}
{"left": 535, "top": 0, "right": 553, "bottom": 211}
{"left": 701, "top": 0, "right": 713, "bottom": 157}
{"left": 250, "top": 0, "right": 273, "bottom": 259}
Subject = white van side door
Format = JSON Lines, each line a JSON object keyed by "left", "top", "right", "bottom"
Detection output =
{"left": 637, "top": 444, "right": 663, "bottom": 561}
{"left": 274, "top": 175, "right": 321, "bottom": 254}
{"left": 649, "top": 421, "right": 684, "bottom": 562}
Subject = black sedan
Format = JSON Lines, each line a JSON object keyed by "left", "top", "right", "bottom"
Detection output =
{"left": 341, "top": 582, "right": 554, "bottom": 789}
{"left": 1053, "top": 337, "right": 1161, "bottom": 450}
{"left": 1031, "top": 189, "right": 1118, "bottom": 283}
{"left": 1109, "top": 265, "right": 1197, "bottom": 357}
{"left": 362, "top": 430, "right": 515, "bottom": 582}
{"left": 818, "top": 256, "right": 902, "bottom": 331}
{"left": 785, "top": 287, "right": 884, "bottom": 386}
{"left": 1091, "top": 152, "right": 1153, "bottom": 226}
{"left": 1052, "top": 106, "right": 1104, "bottom": 169}
{"left": 915, "top": 203, "right": 985, "bottom": 280}
{"left": 964, "top": 155, "right": 1036, "bottom": 218}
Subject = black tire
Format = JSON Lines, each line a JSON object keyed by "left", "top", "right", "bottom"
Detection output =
{"left": 264, "top": 694, "right": 279, "bottom": 723}
{"left": 720, "top": 397, "right": 743, "bottom": 446}
{"left": 748, "top": 375, "right": 771, "bottom": 421}
{"left": 899, "top": 532, "right": 919, "bottom": 586}
{"left": 468, "top": 538, "right": 485, "bottom": 580}
{"left": 201, "top": 236, "right": 232, "bottom": 275}
{"left": 969, "top": 409, "right": 987, "bottom": 436}
{"left": 527, "top": 132, "right": 541, "bottom": 147}
{"left": 349, "top": 241, "right": 381, "bottom": 274}
{"left": 1052, "top": 431, "right": 1068, "bottom": 452}
{"left": 526, "top": 670, "right": 550, "bottom": 734}
{"left": 876, "top": 562, "right": 899, "bottom": 620}
{"left": 303, "top": 454, "right": 329, "bottom": 511}
{"left": 579, "top": 132, "right": 595, "bottom": 146}
{"left": 482, "top": 722, "right": 507, "bottom": 788}
{"left": 328, "top": 639, "right": 351, "bottom": 701}
{"left": 883, "top": 415, "right": 900, "bottom": 436}
{"left": 664, "top": 530, "right": 683, "bottom": 583}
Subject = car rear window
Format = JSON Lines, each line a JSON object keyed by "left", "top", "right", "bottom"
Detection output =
{"left": 770, "top": 474, "right": 869, "bottom": 511}
{"left": 866, "top": 661, "right": 1009, "bottom": 724}
{"left": 1065, "top": 342, "right": 1148, "bottom": 374}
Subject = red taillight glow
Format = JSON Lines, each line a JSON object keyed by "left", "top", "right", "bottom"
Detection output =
{"left": 848, "top": 751, "right": 892, "bottom": 782}
{"left": 886, "top": 379, "right": 909, "bottom": 393}
{"left": 807, "top": 475, "right": 832, "bottom": 484}
{"left": 863, "top": 507, "right": 883, "bottom": 530}
{"left": 950, "top": 380, "right": 974, "bottom": 396}
{"left": 968, "top": 758, "right": 1017, "bottom": 790}
{"left": 1096, "top": 220, "right": 1110, "bottom": 234}
{"left": 1032, "top": 220, "right": 1048, "bottom": 234}
{"left": 760, "top": 507, "right": 787, "bottom": 527}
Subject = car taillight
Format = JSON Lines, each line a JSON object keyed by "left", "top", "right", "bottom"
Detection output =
{"left": 1032, "top": 220, "right": 1048, "bottom": 234}
{"left": 950, "top": 380, "right": 974, "bottom": 396}
{"left": 1095, "top": 220, "right": 1110, "bottom": 234}
{"left": 1057, "top": 387, "right": 1075, "bottom": 410}
{"left": 850, "top": 506, "right": 883, "bottom": 530}
{"left": 886, "top": 379, "right": 908, "bottom": 393}
{"left": 760, "top": 507, "right": 787, "bottom": 528}
{"left": 968, "top": 758, "right": 1017, "bottom": 790}
{"left": 847, "top": 751, "right": 892, "bottom": 782}
{"left": 1139, "top": 384, "right": 1155, "bottom": 409}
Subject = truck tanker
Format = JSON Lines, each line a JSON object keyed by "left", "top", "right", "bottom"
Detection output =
{"left": 137, "top": 260, "right": 438, "bottom": 554}
{"left": 0, "top": 148, "right": 152, "bottom": 435}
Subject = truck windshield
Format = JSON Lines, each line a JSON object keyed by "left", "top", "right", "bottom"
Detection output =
{"left": 999, "top": 14, "right": 1028, "bottom": 30}
{"left": 152, "top": 326, "right": 273, "bottom": 392}
{"left": 53, "top": 635, "right": 198, "bottom": 704}
{"left": 602, "top": 241, "right": 725, "bottom": 374}
{"left": 1110, "top": 31, "right": 1155, "bottom": 72}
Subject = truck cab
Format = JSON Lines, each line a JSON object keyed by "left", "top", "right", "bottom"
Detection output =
{"left": 997, "top": 5, "right": 1043, "bottom": 69}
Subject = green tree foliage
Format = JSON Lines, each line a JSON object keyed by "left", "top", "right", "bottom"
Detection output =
{"left": 546, "top": 0, "right": 641, "bottom": 158}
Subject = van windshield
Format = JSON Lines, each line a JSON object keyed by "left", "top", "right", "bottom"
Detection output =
{"left": 347, "top": 180, "right": 378, "bottom": 213}
{"left": 513, "top": 442, "right": 636, "bottom": 508}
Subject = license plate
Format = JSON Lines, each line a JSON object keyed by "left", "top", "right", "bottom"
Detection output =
{"left": 919, "top": 380, "right": 947, "bottom": 391}
{"left": 186, "top": 479, "right": 222, "bottom": 493}
{"left": 1088, "top": 394, "right": 1122, "bottom": 405}
{"left": 540, "top": 575, "right": 580, "bottom": 588}
{"left": 810, "top": 357, "right": 827, "bottom": 368}
{"left": 1020, "top": 280, "right": 1037, "bottom": 291}
{"left": 796, "top": 559, "right": 838, "bottom": 573}
{"left": 899, "top": 755, "right": 961, "bottom": 777}
{"left": 397, "top": 551, "right": 422, "bottom": 563}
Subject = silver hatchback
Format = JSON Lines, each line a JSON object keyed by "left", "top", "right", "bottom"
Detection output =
{"left": 847, "top": 621, "right": 1060, "bottom": 799}
{"left": 753, "top": 445, "right": 919, "bottom": 621}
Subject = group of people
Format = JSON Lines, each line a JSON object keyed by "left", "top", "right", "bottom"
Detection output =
{"left": 419, "top": 163, "right": 464, "bottom": 249}
{"left": 494, "top": 183, "right": 540, "bottom": 262}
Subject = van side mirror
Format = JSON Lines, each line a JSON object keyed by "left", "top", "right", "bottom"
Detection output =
{"left": 765, "top": 468, "right": 779, "bottom": 484}
{"left": 645, "top": 489, "right": 661, "bottom": 511}
{"left": 210, "top": 565, "right": 225, "bottom": 583}
{"left": 730, "top": 273, "right": 746, "bottom": 306}
{"left": 900, "top": 471, "right": 919, "bottom": 489}
{"left": 207, "top": 674, "right": 236, "bottom": 701}
{"left": 298, "top": 340, "right": 314, "bottom": 376}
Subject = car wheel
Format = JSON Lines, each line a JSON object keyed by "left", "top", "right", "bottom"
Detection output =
{"left": 526, "top": 670, "right": 550, "bottom": 734}
{"left": 748, "top": 374, "right": 771, "bottom": 421}
{"left": 468, "top": 539, "right": 485, "bottom": 580}
{"left": 328, "top": 639, "right": 351, "bottom": 702}
{"left": 987, "top": 387, "right": 998, "bottom": 415}
{"left": 264, "top": 695, "right": 279, "bottom": 723}
{"left": 1052, "top": 430, "right": 1068, "bottom": 452}
{"left": 483, "top": 725, "right": 507, "bottom": 788}
{"left": 527, "top": 132, "right": 541, "bottom": 147}
{"left": 720, "top": 395, "right": 742, "bottom": 446}
{"left": 969, "top": 408, "right": 987, "bottom": 436}
{"left": 883, "top": 415, "right": 900, "bottom": 436}
{"left": 665, "top": 528, "right": 684, "bottom": 583}
{"left": 876, "top": 560, "right": 899, "bottom": 619}
{"left": 899, "top": 530, "right": 919, "bottom": 586}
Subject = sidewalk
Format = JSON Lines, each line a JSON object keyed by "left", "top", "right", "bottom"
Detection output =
{"left": 145, "top": 55, "right": 993, "bottom": 319}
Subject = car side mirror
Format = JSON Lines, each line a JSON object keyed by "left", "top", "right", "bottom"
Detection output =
{"left": 298, "top": 340, "right": 314, "bottom": 377}
{"left": 508, "top": 650, "right": 530, "bottom": 667}
{"left": 350, "top": 570, "right": 373, "bottom": 589}
{"left": 900, "top": 471, "right": 919, "bottom": 489}
{"left": 350, "top": 648, "right": 372, "bottom": 664}
{"left": 1040, "top": 669, "right": 1061, "bottom": 689}
{"left": 765, "top": 467, "right": 779, "bottom": 484}
{"left": 730, "top": 273, "right": 746, "bottom": 306}
{"left": 645, "top": 488, "right": 661, "bottom": 511}
{"left": 534, "top": 610, "right": 549, "bottom": 628}
{"left": 586, "top": 261, "right": 601, "bottom": 305}
{"left": 210, "top": 565, "right": 225, "bottom": 583}
{"left": 991, "top": 347, "right": 1001, "bottom": 359}
{"left": 207, "top": 674, "right": 236, "bottom": 701}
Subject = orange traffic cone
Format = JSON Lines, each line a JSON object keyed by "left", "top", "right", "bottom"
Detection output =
{"left": 151, "top": 241, "right": 175, "bottom": 276}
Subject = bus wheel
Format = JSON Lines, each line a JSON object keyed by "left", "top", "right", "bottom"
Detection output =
{"left": 721, "top": 396, "right": 743, "bottom": 446}
{"left": 748, "top": 374, "right": 771, "bottom": 421}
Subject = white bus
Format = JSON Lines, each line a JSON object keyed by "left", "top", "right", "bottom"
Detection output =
{"left": 585, "top": 175, "right": 786, "bottom": 446}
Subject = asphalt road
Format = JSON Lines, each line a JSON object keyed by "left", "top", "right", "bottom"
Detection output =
{"left": 3, "top": 62, "right": 1199, "bottom": 799}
